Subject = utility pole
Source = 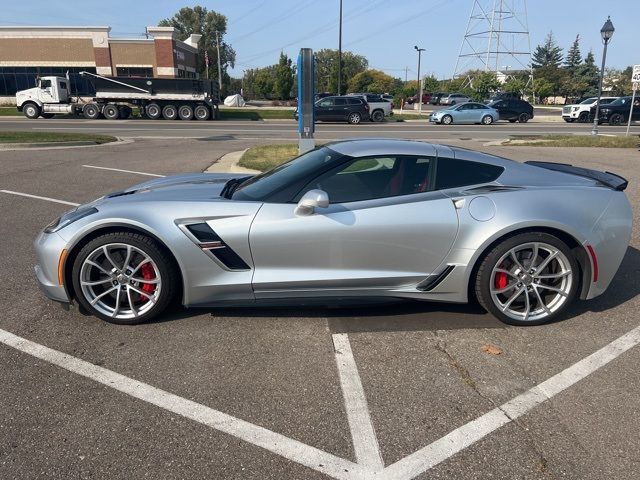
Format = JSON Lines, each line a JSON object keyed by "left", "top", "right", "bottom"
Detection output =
{"left": 215, "top": 30, "right": 223, "bottom": 100}
{"left": 337, "top": 0, "right": 343, "bottom": 95}
{"left": 404, "top": 66, "right": 409, "bottom": 83}
{"left": 414, "top": 46, "right": 425, "bottom": 115}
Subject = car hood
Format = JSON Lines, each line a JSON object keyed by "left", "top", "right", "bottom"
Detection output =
{"left": 92, "top": 172, "right": 254, "bottom": 205}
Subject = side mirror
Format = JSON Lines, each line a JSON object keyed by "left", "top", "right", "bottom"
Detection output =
{"left": 294, "top": 189, "right": 329, "bottom": 216}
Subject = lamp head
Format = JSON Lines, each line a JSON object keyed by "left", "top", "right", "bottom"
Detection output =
{"left": 601, "top": 16, "right": 615, "bottom": 42}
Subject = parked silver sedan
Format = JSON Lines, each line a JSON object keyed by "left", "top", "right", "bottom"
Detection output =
{"left": 439, "top": 93, "right": 471, "bottom": 105}
{"left": 429, "top": 102, "right": 499, "bottom": 125}
{"left": 34, "top": 139, "right": 631, "bottom": 326}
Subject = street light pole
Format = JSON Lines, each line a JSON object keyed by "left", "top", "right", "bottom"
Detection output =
{"left": 337, "top": 0, "right": 343, "bottom": 95}
{"left": 592, "top": 16, "right": 615, "bottom": 136}
{"left": 414, "top": 46, "right": 425, "bottom": 115}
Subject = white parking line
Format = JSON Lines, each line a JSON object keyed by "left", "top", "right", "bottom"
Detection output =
{"left": 333, "top": 333, "right": 384, "bottom": 470}
{"left": 0, "top": 189, "right": 79, "bottom": 206}
{"left": 82, "top": 165, "right": 165, "bottom": 177}
{"left": 380, "top": 323, "right": 640, "bottom": 480}
{"left": 0, "top": 327, "right": 370, "bottom": 480}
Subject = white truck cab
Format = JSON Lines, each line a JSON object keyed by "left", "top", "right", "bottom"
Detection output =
{"left": 562, "top": 96, "right": 618, "bottom": 123}
{"left": 16, "top": 76, "right": 73, "bottom": 118}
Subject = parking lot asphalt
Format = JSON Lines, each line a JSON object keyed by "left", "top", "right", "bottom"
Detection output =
{"left": 1, "top": 135, "right": 639, "bottom": 479}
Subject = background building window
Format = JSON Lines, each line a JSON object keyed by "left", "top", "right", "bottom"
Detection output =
{"left": 0, "top": 67, "right": 96, "bottom": 96}
{"left": 116, "top": 67, "right": 153, "bottom": 78}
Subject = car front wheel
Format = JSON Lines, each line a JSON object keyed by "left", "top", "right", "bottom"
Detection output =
{"left": 72, "top": 232, "right": 179, "bottom": 325}
{"left": 441, "top": 114, "right": 453, "bottom": 125}
{"left": 474, "top": 232, "right": 578, "bottom": 326}
{"left": 609, "top": 113, "right": 624, "bottom": 126}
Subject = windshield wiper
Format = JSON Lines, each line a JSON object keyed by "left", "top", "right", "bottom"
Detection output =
{"left": 220, "top": 176, "right": 252, "bottom": 199}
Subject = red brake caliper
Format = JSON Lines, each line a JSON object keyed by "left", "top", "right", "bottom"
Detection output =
{"left": 495, "top": 271, "right": 508, "bottom": 290}
{"left": 139, "top": 263, "right": 156, "bottom": 302}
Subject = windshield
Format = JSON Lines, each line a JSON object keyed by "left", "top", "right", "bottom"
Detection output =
{"left": 579, "top": 97, "right": 597, "bottom": 104}
{"left": 232, "top": 146, "right": 342, "bottom": 201}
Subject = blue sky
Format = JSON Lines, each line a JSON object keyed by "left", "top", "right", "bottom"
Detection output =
{"left": 2, "top": 0, "right": 635, "bottom": 79}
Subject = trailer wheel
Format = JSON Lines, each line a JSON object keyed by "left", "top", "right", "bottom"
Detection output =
{"left": 178, "top": 105, "right": 194, "bottom": 121}
{"left": 146, "top": 103, "right": 162, "bottom": 120}
{"left": 83, "top": 103, "right": 101, "bottom": 120}
{"left": 103, "top": 104, "right": 120, "bottom": 120}
{"left": 162, "top": 105, "right": 178, "bottom": 120}
{"left": 23, "top": 103, "right": 41, "bottom": 119}
{"left": 194, "top": 105, "right": 210, "bottom": 121}
{"left": 118, "top": 106, "right": 132, "bottom": 120}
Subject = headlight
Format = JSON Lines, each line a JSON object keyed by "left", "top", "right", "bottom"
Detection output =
{"left": 44, "top": 207, "right": 98, "bottom": 233}
{"left": 572, "top": 107, "right": 579, "bottom": 111}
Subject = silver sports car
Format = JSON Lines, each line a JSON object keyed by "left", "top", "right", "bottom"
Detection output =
{"left": 34, "top": 139, "right": 632, "bottom": 326}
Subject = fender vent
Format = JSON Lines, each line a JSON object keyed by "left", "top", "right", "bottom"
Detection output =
{"left": 182, "top": 222, "right": 250, "bottom": 271}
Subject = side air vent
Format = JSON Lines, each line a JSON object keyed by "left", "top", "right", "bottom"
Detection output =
{"left": 416, "top": 265, "right": 455, "bottom": 292}
{"left": 181, "top": 222, "right": 250, "bottom": 271}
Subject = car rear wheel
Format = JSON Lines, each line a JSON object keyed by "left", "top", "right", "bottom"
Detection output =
{"left": 609, "top": 113, "right": 624, "bottom": 126}
{"left": 481, "top": 115, "right": 494, "bottom": 125}
{"left": 475, "top": 232, "right": 579, "bottom": 326}
{"left": 72, "top": 232, "right": 179, "bottom": 325}
{"left": 371, "top": 110, "right": 384, "bottom": 122}
{"left": 441, "top": 114, "right": 453, "bottom": 125}
{"left": 518, "top": 112, "right": 530, "bottom": 123}
{"left": 348, "top": 112, "right": 362, "bottom": 124}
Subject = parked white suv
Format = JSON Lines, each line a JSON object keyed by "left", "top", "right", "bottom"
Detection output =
{"left": 562, "top": 97, "right": 618, "bottom": 123}
{"left": 348, "top": 93, "right": 392, "bottom": 122}
{"left": 440, "top": 93, "right": 471, "bottom": 105}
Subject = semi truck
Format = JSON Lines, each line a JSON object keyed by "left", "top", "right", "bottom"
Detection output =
{"left": 15, "top": 71, "right": 219, "bottom": 120}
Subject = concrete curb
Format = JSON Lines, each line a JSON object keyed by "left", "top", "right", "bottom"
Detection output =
{"left": 0, "top": 136, "right": 134, "bottom": 151}
{"left": 206, "top": 149, "right": 261, "bottom": 174}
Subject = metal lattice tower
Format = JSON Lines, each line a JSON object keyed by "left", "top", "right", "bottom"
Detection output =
{"left": 453, "top": 0, "right": 533, "bottom": 87}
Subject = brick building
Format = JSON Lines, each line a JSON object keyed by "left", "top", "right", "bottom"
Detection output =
{"left": 0, "top": 26, "right": 200, "bottom": 101}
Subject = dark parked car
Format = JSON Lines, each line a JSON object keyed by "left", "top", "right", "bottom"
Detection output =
{"left": 486, "top": 98, "right": 534, "bottom": 123}
{"left": 406, "top": 92, "right": 432, "bottom": 104}
{"left": 430, "top": 92, "right": 448, "bottom": 105}
{"left": 591, "top": 96, "right": 640, "bottom": 125}
{"left": 294, "top": 96, "right": 370, "bottom": 124}
{"left": 487, "top": 92, "right": 521, "bottom": 103}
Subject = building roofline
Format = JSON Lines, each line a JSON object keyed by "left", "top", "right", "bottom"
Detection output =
{"left": 108, "top": 38, "right": 154, "bottom": 44}
{"left": 0, "top": 25, "right": 111, "bottom": 31}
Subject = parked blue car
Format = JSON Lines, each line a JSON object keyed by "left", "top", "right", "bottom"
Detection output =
{"left": 429, "top": 102, "right": 499, "bottom": 125}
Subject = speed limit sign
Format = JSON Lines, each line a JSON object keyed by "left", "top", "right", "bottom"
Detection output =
{"left": 633, "top": 65, "right": 640, "bottom": 84}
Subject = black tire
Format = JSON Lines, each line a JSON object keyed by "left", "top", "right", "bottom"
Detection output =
{"left": 481, "top": 114, "right": 494, "bottom": 125}
{"left": 509, "top": 119, "right": 518, "bottom": 123}
{"left": 348, "top": 112, "right": 362, "bottom": 124}
{"left": 441, "top": 114, "right": 453, "bottom": 125}
{"left": 71, "top": 232, "right": 180, "bottom": 325}
{"left": 577, "top": 111, "right": 589, "bottom": 123}
{"left": 609, "top": 113, "right": 624, "bottom": 126}
{"left": 23, "top": 103, "right": 41, "bottom": 119}
{"left": 194, "top": 105, "right": 210, "bottom": 121}
{"left": 118, "top": 106, "right": 132, "bottom": 120}
{"left": 146, "top": 103, "right": 162, "bottom": 120}
{"left": 518, "top": 112, "right": 530, "bottom": 123}
{"left": 450, "top": 101, "right": 456, "bottom": 106}
{"left": 162, "top": 104, "right": 178, "bottom": 120}
{"left": 178, "top": 104, "right": 194, "bottom": 121}
{"left": 40, "top": 113, "right": 55, "bottom": 119}
{"left": 474, "top": 232, "right": 579, "bottom": 326}
{"left": 103, "top": 103, "right": 120, "bottom": 120}
{"left": 371, "top": 110, "right": 384, "bottom": 122}
{"left": 563, "top": 118, "right": 574, "bottom": 123}
{"left": 83, "top": 103, "right": 101, "bottom": 120}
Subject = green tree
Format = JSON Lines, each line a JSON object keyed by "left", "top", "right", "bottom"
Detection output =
{"left": 604, "top": 67, "right": 633, "bottom": 96}
{"left": 564, "top": 35, "right": 582, "bottom": 72}
{"left": 532, "top": 32, "right": 563, "bottom": 69}
{"left": 314, "top": 49, "right": 368, "bottom": 94}
{"left": 572, "top": 50, "right": 600, "bottom": 97}
{"left": 533, "top": 77, "right": 554, "bottom": 100}
{"left": 274, "top": 52, "right": 295, "bottom": 100}
{"left": 471, "top": 71, "right": 500, "bottom": 101}
{"left": 244, "top": 66, "right": 277, "bottom": 99}
{"left": 347, "top": 69, "right": 396, "bottom": 93}
{"left": 159, "top": 6, "right": 236, "bottom": 93}
{"left": 503, "top": 77, "right": 526, "bottom": 94}
{"left": 422, "top": 75, "right": 440, "bottom": 93}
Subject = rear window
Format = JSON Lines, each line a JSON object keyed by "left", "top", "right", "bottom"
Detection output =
{"left": 334, "top": 98, "right": 347, "bottom": 106}
{"left": 347, "top": 97, "right": 362, "bottom": 105}
{"left": 435, "top": 158, "right": 504, "bottom": 190}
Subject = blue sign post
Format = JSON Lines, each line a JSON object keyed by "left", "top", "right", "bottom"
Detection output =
{"left": 297, "top": 48, "right": 315, "bottom": 154}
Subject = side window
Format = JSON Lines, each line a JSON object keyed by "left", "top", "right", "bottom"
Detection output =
{"left": 295, "top": 156, "right": 435, "bottom": 203}
{"left": 40, "top": 79, "right": 51, "bottom": 88}
{"left": 59, "top": 81, "right": 67, "bottom": 90}
{"left": 435, "top": 158, "right": 504, "bottom": 190}
{"left": 347, "top": 97, "right": 361, "bottom": 105}
{"left": 334, "top": 98, "right": 347, "bottom": 106}
{"left": 318, "top": 99, "right": 333, "bottom": 108}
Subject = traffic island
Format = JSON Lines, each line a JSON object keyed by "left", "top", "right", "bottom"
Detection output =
{"left": 0, "top": 131, "right": 119, "bottom": 150}
{"left": 501, "top": 134, "right": 640, "bottom": 148}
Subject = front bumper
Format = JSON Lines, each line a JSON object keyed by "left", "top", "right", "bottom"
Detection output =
{"left": 34, "top": 230, "right": 70, "bottom": 303}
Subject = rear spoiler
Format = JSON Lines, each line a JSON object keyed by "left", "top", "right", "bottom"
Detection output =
{"left": 525, "top": 161, "right": 628, "bottom": 191}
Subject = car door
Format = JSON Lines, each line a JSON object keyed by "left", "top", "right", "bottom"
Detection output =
{"left": 333, "top": 97, "right": 349, "bottom": 121}
{"left": 248, "top": 148, "right": 460, "bottom": 297}
{"left": 315, "top": 98, "right": 334, "bottom": 121}
{"left": 455, "top": 104, "right": 473, "bottom": 123}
